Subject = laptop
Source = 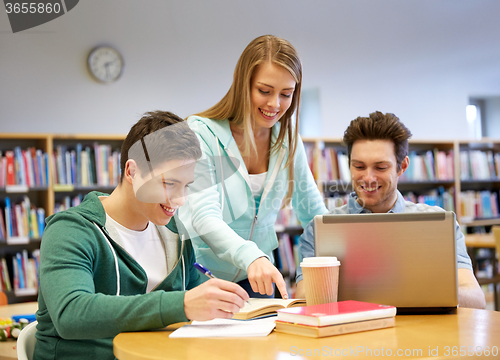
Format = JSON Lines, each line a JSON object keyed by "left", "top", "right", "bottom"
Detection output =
{"left": 314, "top": 212, "right": 458, "bottom": 313}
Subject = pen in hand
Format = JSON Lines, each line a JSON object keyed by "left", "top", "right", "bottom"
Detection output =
{"left": 193, "top": 262, "right": 251, "bottom": 305}
{"left": 193, "top": 262, "right": 216, "bottom": 279}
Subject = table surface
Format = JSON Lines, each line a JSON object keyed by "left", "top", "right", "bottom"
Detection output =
{"left": 114, "top": 308, "right": 500, "bottom": 360}
{"left": 0, "top": 302, "right": 38, "bottom": 360}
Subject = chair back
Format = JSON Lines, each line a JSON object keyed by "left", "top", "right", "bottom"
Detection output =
{"left": 17, "top": 320, "right": 38, "bottom": 360}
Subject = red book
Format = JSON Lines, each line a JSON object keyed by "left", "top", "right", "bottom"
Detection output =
{"left": 276, "top": 300, "right": 397, "bottom": 327}
{"left": 5, "top": 151, "right": 15, "bottom": 185}
{"left": 275, "top": 317, "right": 395, "bottom": 338}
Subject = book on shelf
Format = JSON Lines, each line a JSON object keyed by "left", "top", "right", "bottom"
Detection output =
{"left": 37, "top": 208, "right": 45, "bottom": 235}
{"left": 403, "top": 187, "right": 455, "bottom": 212}
{"left": 459, "top": 190, "right": 499, "bottom": 220}
{"left": 30, "top": 148, "right": 39, "bottom": 187}
{"left": 2, "top": 196, "right": 45, "bottom": 243}
{"left": 54, "top": 194, "right": 84, "bottom": 213}
{"left": 317, "top": 147, "right": 340, "bottom": 182}
{"left": 232, "top": 298, "right": 306, "bottom": 320}
{"left": 52, "top": 142, "right": 121, "bottom": 187}
{"left": 460, "top": 150, "right": 500, "bottom": 180}
{"left": 1, "top": 147, "right": 48, "bottom": 188}
{"left": 277, "top": 236, "right": 289, "bottom": 275}
{"left": 275, "top": 316, "right": 395, "bottom": 338}
{"left": 0, "top": 258, "right": 12, "bottom": 292}
{"left": 436, "top": 149, "right": 454, "bottom": 180}
{"left": 14, "top": 147, "right": 27, "bottom": 186}
{"left": 276, "top": 205, "right": 299, "bottom": 228}
{"left": 30, "top": 208, "right": 39, "bottom": 238}
{"left": 337, "top": 152, "right": 351, "bottom": 183}
{"left": 400, "top": 149, "right": 454, "bottom": 182}
{"left": 282, "top": 234, "right": 296, "bottom": 276}
{"left": 0, "top": 150, "right": 3, "bottom": 188}
{"left": 0, "top": 207, "right": 6, "bottom": 241}
{"left": 304, "top": 143, "right": 316, "bottom": 180}
{"left": 320, "top": 147, "right": 340, "bottom": 182}
{"left": 5, "top": 150, "right": 15, "bottom": 186}
{"left": 424, "top": 150, "right": 436, "bottom": 180}
{"left": 11, "top": 249, "right": 39, "bottom": 293}
{"left": 16, "top": 252, "right": 25, "bottom": 289}
{"left": 35, "top": 149, "right": 48, "bottom": 186}
{"left": 276, "top": 300, "right": 397, "bottom": 327}
{"left": 4, "top": 197, "right": 12, "bottom": 238}
{"left": 276, "top": 234, "right": 296, "bottom": 277}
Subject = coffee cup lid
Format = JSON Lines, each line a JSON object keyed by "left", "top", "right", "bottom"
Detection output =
{"left": 300, "top": 256, "right": 340, "bottom": 267}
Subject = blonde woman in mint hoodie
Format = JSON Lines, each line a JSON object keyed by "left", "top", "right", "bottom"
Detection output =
{"left": 178, "top": 35, "right": 328, "bottom": 299}
{"left": 35, "top": 111, "right": 248, "bottom": 360}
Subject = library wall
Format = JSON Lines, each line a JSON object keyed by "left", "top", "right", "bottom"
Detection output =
{"left": 483, "top": 98, "right": 500, "bottom": 138}
{"left": 1, "top": 1, "right": 500, "bottom": 138}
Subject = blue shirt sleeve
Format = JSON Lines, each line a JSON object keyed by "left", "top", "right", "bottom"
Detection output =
{"left": 455, "top": 221, "right": 473, "bottom": 270}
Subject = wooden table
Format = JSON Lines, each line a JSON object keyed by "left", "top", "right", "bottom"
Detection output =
{"left": 114, "top": 308, "right": 500, "bottom": 360}
{"left": 0, "top": 302, "right": 38, "bottom": 360}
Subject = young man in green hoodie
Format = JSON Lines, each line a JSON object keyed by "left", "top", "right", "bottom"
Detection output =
{"left": 34, "top": 111, "right": 249, "bottom": 360}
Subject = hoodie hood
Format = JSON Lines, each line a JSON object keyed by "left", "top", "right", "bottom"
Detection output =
{"left": 45, "top": 191, "right": 107, "bottom": 228}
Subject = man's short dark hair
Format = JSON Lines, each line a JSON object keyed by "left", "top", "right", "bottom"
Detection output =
{"left": 343, "top": 111, "right": 413, "bottom": 171}
{"left": 120, "top": 111, "right": 202, "bottom": 182}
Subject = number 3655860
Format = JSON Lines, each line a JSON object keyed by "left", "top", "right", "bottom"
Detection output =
{"left": 5, "top": 2, "right": 62, "bottom": 14}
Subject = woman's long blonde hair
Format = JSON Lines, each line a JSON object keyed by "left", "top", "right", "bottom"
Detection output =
{"left": 195, "top": 35, "right": 302, "bottom": 205}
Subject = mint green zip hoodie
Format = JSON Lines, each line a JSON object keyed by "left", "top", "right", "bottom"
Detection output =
{"left": 178, "top": 116, "right": 328, "bottom": 282}
{"left": 34, "top": 191, "right": 202, "bottom": 360}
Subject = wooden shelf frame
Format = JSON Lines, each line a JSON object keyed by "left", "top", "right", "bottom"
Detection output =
{"left": 301, "top": 137, "right": 500, "bottom": 227}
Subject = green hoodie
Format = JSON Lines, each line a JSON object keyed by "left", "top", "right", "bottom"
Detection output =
{"left": 34, "top": 191, "right": 202, "bottom": 360}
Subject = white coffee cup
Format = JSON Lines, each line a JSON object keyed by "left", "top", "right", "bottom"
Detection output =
{"left": 300, "top": 257, "right": 341, "bottom": 306}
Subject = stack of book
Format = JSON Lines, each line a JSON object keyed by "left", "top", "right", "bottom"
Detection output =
{"left": 275, "top": 300, "right": 396, "bottom": 338}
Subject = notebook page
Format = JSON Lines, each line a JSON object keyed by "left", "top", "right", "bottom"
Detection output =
{"left": 169, "top": 317, "right": 276, "bottom": 338}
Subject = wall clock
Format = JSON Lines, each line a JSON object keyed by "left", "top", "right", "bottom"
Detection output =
{"left": 87, "top": 46, "right": 124, "bottom": 83}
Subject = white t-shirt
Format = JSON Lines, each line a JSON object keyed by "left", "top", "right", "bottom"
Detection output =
{"left": 105, "top": 214, "right": 168, "bottom": 293}
{"left": 248, "top": 172, "right": 267, "bottom": 197}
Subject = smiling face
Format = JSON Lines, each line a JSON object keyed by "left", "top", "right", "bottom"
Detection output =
{"left": 250, "top": 62, "right": 296, "bottom": 133}
{"left": 350, "top": 139, "right": 409, "bottom": 213}
{"left": 131, "top": 158, "right": 196, "bottom": 226}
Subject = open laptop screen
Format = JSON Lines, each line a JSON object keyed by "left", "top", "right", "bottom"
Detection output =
{"left": 314, "top": 212, "right": 458, "bottom": 309}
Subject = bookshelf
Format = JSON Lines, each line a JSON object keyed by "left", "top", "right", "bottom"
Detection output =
{"left": 456, "top": 139, "right": 500, "bottom": 228}
{"left": 300, "top": 137, "right": 500, "bottom": 225}
{"left": 1, "top": 133, "right": 499, "bottom": 302}
{"left": 0, "top": 132, "right": 125, "bottom": 303}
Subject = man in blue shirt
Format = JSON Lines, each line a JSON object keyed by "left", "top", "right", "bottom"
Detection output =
{"left": 296, "top": 111, "right": 486, "bottom": 309}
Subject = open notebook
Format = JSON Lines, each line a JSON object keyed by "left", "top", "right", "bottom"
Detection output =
{"left": 232, "top": 298, "right": 306, "bottom": 320}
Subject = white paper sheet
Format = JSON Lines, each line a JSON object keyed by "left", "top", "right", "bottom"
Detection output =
{"left": 169, "top": 316, "right": 276, "bottom": 338}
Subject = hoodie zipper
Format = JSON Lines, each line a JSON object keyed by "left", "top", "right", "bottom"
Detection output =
{"left": 247, "top": 145, "right": 287, "bottom": 242}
